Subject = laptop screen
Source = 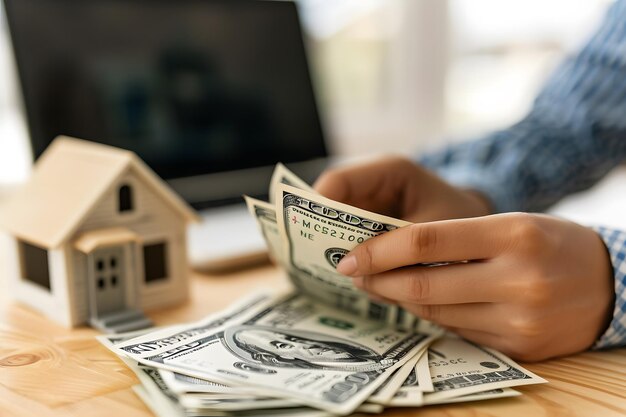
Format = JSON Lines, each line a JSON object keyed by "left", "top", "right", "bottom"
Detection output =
{"left": 3, "top": 0, "right": 328, "bottom": 204}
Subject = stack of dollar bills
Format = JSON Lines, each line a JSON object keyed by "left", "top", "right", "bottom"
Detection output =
{"left": 97, "top": 164, "right": 546, "bottom": 416}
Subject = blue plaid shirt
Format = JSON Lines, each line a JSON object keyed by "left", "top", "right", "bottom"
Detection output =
{"left": 420, "top": 0, "right": 626, "bottom": 349}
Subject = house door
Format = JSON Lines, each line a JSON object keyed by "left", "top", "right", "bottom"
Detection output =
{"left": 90, "top": 246, "right": 126, "bottom": 316}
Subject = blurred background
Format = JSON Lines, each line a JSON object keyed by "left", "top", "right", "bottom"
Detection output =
{"left": 0, "top": 0, "right": 613, "bottom": 187}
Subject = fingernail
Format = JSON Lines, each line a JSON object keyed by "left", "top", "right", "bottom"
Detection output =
{"left": 352, "top": 276, "right": 364, "bottom": 288}
{"left": 337, "top": 255, "right": 357, "bottom": 276}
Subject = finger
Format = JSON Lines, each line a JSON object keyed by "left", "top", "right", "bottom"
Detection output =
{"left": 444, "top": 327, "right": 509, "bottom": 353}
{"left": 399, "top": 302, "right": 501, "bottom": 333}
{"left": 367, "top": 293, "right": 397, "bottom": 305}
{"left": 337, "top": 214, "right": 514, "bottom": 276}
{"left": 313, "top": 157, "right": 415, "bottom": 215}
{"left": 353, "top": 261, "right": 506, "bottom": 304}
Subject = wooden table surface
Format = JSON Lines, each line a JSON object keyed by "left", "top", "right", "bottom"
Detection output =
{"left": 1, "top": 263, "right": 625, "bottom": 417}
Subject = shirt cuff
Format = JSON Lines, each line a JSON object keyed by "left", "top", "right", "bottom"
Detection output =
{"left": 591, "top": 226, "right": 626, "bottom": 349}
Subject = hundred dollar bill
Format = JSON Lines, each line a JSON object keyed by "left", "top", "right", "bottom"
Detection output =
{"left": 275, "top": 183, "right": 422, "bottom": 328}
{"left": 178, "top": 393, "right": 298, "bottom": 412}
{"left": 414, "top": 346, "right": 434, "bottom": 392}
{"left": 99, "top": 325, "right": 314, "bottom": 412}
{"left": 116, "top": 291, "right": 440, "bottom": 415}
{"left": 134, "top": 352, "right": 382, "bottom": 416}
{"left": 105, "top": 291, "right": 285, "bottom": 399}
{"left": 248, "top": 161, "right": 319, "bottom": 265}
{"left": 423, "top": 388, "right": 520, "bottom": 406}
{"left": 160, "top": 370, "right": 316, "bottom": 404}
{"left": 254, "top": 165, "right": 420, "bottom": 330}
{"left": 178, "top": 393, "right": 382, "bottom": 414}
{"left": 388, "top": 387, "right": 521, "bottom": 408}
{"left": 367, "top": 348, "right": 424, "bottom": 405}
{"left": 190, "top": 407, "right": 336, "bottom": 417}
{"left": 269, "top": 162, "right": 315, "bottom": 204}
{"left": 423, "top": 335, "right": 546, "bottom": 402}
{"left": 159, "top": 368, "right": 234, "bottom": 395}
{"left": 114, "top": 290, "right": 274, "bottom": 358}
{"left": 388, "top": 388, "right": 423, "bottom": 407}
{"left": 99, "top": 336, "right": 188, "bottom": 417}
{"left": 128, "top": 361, "right": 185, "bottom": 414}
{"left": 133, "top": 384, "right": 337, "bottom": 417}
{"left": 97, "top": 327, "right": 163, "bottom": 351}
{"left": 389, "top": 336, "right": 534, "bottom": 407}
{"left": 133, "top": 385, "right": 187, "bottom": 417}
{"left": 98, "top": 328, "right": 244, "bottom": 396}
{"left": 388, "top": 343, "right": 433, "bottom": 406}
{"left": 244, "top": 196, "right": 285, "bottom": 266}
{"left": 386, "top": 350, "right": 431, "bottom": 406}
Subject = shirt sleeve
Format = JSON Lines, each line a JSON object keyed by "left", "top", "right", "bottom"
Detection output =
{"left": 420, "top": 0, "right": 626, "bottom": 213}
{"left": 419, "top": 1, "right": 626, "bottom": 349}
{"left": 592, "top": 227, "right": 626, "bottom": 349}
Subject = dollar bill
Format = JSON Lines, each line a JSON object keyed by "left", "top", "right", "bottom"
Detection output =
{"left": 97, "top": 326, "right": 167, "bottom": 351}
{"left": 132, "top": 385, "right": 187, "bottom": 417}
{"left": 114, "top": 291, "right": 440, "bottom": 415}
{"left": 100, "top": 327, "right": 342, "bottom": 415}
{"left": 423, "top": 335, "right": 545, "bottom": 402}
{"left": 275, "top": 183, "right": 423, "bottom": 330}
{"left": 423, "top": 388, "right": 521, "bottom": 406}
{"left": 414, "top": 345, "right": 434, "bottom": 392}
{"left": 99, "top": 328, "right": 241, "bottom": 397}
{"left": 388, "top": 388, "right": 424, "bottom": 407}
{"left": 253, "top": 166, "right": 423, "bottom": 331}
{"left": 367, "top": 348, "right": 424, "bottom": 404}
{"left": 115, "top": 290, "right": 274, "bottom": 358}
{"left": 103, "top": 326, "right": 532, "bottom": 413}
{"left": 388, "top": 342, "right": 433, "bottom": 406}
{"left": 106, "top": 344, "right": 187, "bottom": 417}
{"left": 388, "top": 336, "right": 536, "bottom": 407}
{"left": 387, "top": 387, "right": 521, "bottom": 408}
{"left": 159, "top": 369, "right": 234, "bottom": 395}
{"left": 269, "top": 162, "right": 315, "bottom": 204}
{"left": 133, "top": 384, "right": 338, "bottom": 417}
{"left": 178, "top": 393, "right": 298, "bottom": 412}
{"left": 386, "top": 348, "right": 431, "bottom": 406}
{"left": 244, "top": 196, "right": 285, "bottom": 266}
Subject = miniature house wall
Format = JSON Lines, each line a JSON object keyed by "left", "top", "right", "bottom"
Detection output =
{"left": 0, "top": 137, "right": 199, "bottom": 330}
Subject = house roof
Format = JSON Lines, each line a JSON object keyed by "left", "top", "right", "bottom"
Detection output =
{"left": 0, "top": 137, "right": 200, "bottom": 248}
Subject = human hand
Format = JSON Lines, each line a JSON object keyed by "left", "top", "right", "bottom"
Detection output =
{"left": 336, "top": 213, "right": 614, "bottom": 361}
{"left": 314, "top": 156, "right": 491, "bottom": 223}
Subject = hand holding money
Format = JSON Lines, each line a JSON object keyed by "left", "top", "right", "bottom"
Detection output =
{"left": 97, "top": 162, "right": 547, "bottom": 417}
{"left": 314, "top": 156, "right": 492, "bottom": 223}
{"left": 315, "top": 158, "right": 614, "bottom": 362}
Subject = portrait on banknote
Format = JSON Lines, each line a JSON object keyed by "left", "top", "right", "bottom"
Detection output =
{"left": 223, "top": 325, "right": 390, "bottom": 371}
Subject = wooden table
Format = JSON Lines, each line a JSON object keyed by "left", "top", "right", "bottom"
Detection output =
{"left": 1, "top": 264, "right": 625, "bottom": 417}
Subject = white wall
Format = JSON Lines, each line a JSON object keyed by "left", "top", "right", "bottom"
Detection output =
{"left": 0, "top": 2, "right": 31, "bottom": 191}
{"left": 443, "top": 0, "right": 611, "bottom": 141}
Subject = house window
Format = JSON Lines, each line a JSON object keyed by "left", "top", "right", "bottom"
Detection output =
{"left": 19, "top": 240, "right": 51, "bottom": 291}
{"left": 143, "top": 242, "right": 168, "bottom": 283}
{"left": 119, "top": 184, "right": 133, "bottom": 212}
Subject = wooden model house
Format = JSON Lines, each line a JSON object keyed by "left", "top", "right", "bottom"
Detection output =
{"left": 0, "top": 137, "right": 199, "bottom": 332}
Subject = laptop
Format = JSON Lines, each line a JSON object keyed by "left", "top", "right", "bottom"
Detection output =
{"left": 3, "top": 0, "right": 329, "bottom": 270}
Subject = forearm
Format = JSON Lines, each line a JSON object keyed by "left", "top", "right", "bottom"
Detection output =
{"left": 420, "top": 0, "right": 626, "bottom": 213}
